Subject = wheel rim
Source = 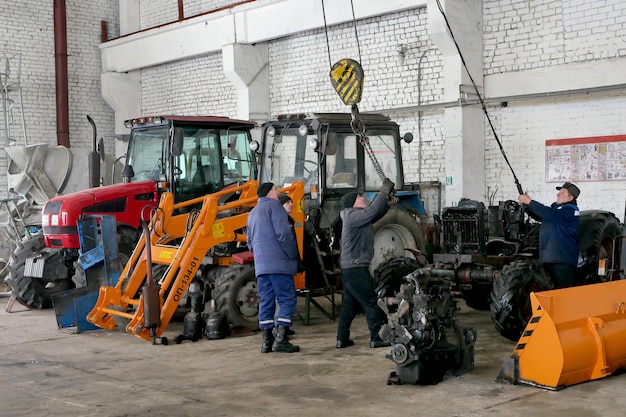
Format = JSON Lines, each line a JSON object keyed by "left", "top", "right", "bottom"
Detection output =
{"left": 236, "top": 278, "right": 259, "bottom": 318}
{"left": 372, "top": 224, "right": 418, "bottom": 272}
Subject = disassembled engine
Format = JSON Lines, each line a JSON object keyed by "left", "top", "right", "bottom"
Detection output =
{"left": 378, "top": 268, "right": 478, "bottom": 385}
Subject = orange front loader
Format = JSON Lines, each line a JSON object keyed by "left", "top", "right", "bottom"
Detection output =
{"left": 87, "top": 180, "right": 304, "bottom": 343}
{"left": 497, "top": 279, "right": 626, "bottom": 390}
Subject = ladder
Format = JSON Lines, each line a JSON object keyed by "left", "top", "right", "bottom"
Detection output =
{"left": 0, "top": 51, "right": 27, "bottom": 147}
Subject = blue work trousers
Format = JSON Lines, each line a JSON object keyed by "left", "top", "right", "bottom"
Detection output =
{"left": 258, "top": 273, "right": 297, "bottom": 329}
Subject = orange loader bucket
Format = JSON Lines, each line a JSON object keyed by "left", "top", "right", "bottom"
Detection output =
{"left": 497, "top": 279, "right": 626, "bottom": 390}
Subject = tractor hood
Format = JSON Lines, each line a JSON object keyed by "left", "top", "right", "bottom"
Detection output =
{"left": 42, "top": 180, "right": 159, "bottom": 249}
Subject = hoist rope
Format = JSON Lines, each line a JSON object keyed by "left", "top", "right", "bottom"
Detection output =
{"left": 321, "top": 0, "right": 332, "bottom": 72}
{"left": 435, "top": 0, "right": 524, "bottom": 194}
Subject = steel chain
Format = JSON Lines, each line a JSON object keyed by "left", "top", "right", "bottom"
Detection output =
{"left": 350, "top": 105, "right": 398, "bottom": 206}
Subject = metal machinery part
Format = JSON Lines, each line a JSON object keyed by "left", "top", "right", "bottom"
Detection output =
{"left": 378, "top": 268, "right": 477, "bottom": 385}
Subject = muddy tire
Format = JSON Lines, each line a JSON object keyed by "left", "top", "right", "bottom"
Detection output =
{"left": 490, "top": 260, "right": 552, "bottom": 341}
{"left": 212, "top": 263, "right": 259, "bottom": 330}
{"left": 373, "top": 256, "right": 427, "bottom": 298}
{"left": 4, "top": 231, "right": 72, "bottom": 309}
{"left": 372, "top": 207, "right": 426, "bottom": 273}
{"left": 576, "top": 210, "right": 622, "bottom": 283}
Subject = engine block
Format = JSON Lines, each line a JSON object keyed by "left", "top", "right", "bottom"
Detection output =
{"left": 378, "top": 268, "right": 477, "bottom": 385}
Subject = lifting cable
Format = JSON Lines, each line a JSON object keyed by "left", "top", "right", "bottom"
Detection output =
{"left": 320, "top": 0, "right": 394, "bottom": 194}
{"left": 435, "top": 0, "right": 524, "bottom": 194}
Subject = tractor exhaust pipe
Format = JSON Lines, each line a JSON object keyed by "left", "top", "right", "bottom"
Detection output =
{"left": 86, "top": 115, "right": 100, "bottom": 188}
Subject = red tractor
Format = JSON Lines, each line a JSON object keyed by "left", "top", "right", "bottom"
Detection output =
{"left": 5, "top": 115, "right": 257, "bottom": 309}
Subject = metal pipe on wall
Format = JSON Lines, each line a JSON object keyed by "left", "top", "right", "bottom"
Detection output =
{"left": 54, "top": 0, "right": 70, "bottom": 148}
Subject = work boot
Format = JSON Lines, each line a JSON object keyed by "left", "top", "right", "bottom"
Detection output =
{"left": 261, "top": 328, "right": 274, "bottom": 353}
{"left": 370, "top": 336, "right": 391, "bottom": 349}
{"left": 272, "top": 325, "right": 300, "bottom": 353}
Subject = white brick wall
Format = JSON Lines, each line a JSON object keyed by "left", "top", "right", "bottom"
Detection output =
{"left": 484, "top": 0, "right": 626, "bottom": 75}
{"left": 0, "top": 0, "right": 118, "bottom": 196}
{"left": 140, "top": 1, "right": 243, "bottom": 29}
{"left": 484, "top": 95, "right": 626, "bottom": 217}
{"left": 483, "top": 0, "right": 626, "bottom": 217}
{"left": 4, "top": 0, "right": 626, "bottom": 219}
{"left": 141, "top": 53, "right": 237, "bottom": 117}
{"left": 269, "top": 8, "right": 441, "bottom": 115}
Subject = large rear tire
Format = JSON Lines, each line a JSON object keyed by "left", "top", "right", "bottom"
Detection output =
{"left": 490, "top": 260, "right": 552, "bottom": 341}
{"left": 4, "top": 231, "right": 71, "bottom": 309}
{"left": 373, "top": 256, "right": 426, "bottom": 298}
{"left": 372, "top": 207, "right": 426, "bottom": 273}
{"left": 576, "top": 210, "right": 622, "bottom": 283}
{"left": 212, "top": 263, "right": 259, "bottom": 330}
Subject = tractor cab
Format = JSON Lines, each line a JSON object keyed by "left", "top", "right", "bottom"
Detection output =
{"left": 255, "top": 112, "right": 424, "bottom": 288}
{"left": 256, "top": 113, "right": 409, "bottom": 227}
{"left": 124, "top": 115, "right": 257, "bottom": 204}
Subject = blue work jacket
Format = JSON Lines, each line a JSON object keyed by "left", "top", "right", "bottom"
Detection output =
{"left": 247, "top": 197, "right": 298, "bottom": 276}
{"left": 528, "top": 200, "right": 580, "bottom": 266}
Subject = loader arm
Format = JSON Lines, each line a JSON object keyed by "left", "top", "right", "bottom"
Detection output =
{"left": 87, "top": 180, "right": 305, "bottom": 342}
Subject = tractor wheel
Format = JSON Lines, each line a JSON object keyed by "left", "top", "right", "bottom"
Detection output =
{"left": 0, "top": 259, "right": 9, "bottom": 292}
{"left": 372, "top": 207, "right": 426, "bottom": 273}
{"left": 576, "top": 210, "right": 622, "bottom": 283}
{"left": 4, "top": 231, "right": 72, "bottom": 309}
{"left": 490, "top": 260, "right": 552, "bottom": 341}
{"left": 373, "top": 256, "right": 426, "bottom": 298}
{"left": 212, "top": 263, "right": 259, "bottom": 330}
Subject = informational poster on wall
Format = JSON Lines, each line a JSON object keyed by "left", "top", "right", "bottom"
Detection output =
{"left": 545, "top": 135, "right": 626, "bottom": 182}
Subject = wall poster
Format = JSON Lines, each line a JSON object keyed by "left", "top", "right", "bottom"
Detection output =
{"left": 545, "top": 135, "right": 626, "bottom": 183}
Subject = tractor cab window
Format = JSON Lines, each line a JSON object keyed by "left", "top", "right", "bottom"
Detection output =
{"left": 326, "top": 133, "right": 358, "bottom": 189}
{"left": 261, "top": 124, "right": 318, "bottom": 194}
{"left": 126, "top": 126, "right": 168, "bottom": 181}
{"left": 172, "top": 127, "right": 221, "bottom": 202}
{"left": 181, "top": 128, "right": 221, "bottom": 185}
{"left": 220, "top": 130, "right": 255, "bottom": 185}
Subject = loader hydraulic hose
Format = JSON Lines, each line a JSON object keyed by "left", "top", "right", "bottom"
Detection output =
{"left": 435, "top": 0, "right": 524, "bottom": 195}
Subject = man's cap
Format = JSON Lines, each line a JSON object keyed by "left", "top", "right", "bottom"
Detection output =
{"left": 257, "top": 182, "right": 274, "bottom": 198}
{"left": 341, "top": 192, "right": 358, "bottom": 208}
{"left": 556, "top": 182, "right": 580, "bottom": 199}
{"left": 278, "top": 193, "right": 292, "bottom": 205}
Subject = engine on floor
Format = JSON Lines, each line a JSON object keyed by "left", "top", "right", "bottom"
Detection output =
{"left": 378, "top": 268, "right": 478, "bottom": 385}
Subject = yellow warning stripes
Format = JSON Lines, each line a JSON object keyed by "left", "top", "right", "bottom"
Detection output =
{"left": 329, "top": 58, "right": 364, "bottom": 106}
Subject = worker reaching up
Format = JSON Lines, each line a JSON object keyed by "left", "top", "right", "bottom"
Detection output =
{"left": 518, "top": 182, "right": 580, "bottom": 288}
{"left": 336, "top": 178, "right": 396, "bottom": 349}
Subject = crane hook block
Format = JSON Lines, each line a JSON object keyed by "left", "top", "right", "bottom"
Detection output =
{"left": 330, "top": 59, "right": 364, "bottom": 106}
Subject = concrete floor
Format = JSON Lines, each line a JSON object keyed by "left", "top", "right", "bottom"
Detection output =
{"left": 1, "top": 290, "right": 625, "bottom": 417}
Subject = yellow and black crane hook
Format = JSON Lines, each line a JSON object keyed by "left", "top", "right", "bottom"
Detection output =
{"left": 321, "top": 1, "right": 397, "bottom": 205}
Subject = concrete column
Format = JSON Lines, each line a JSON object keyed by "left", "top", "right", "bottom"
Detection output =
{"left": 222, "top": 43, "right": 270, "bottom": 124}
{"left": 428, "top": 0, "right": 484, "bottom": 206}
{"left": 101, "top": 71, "right": 141, "bottom": 157}
{"left": 119, "top": 0, "right": 140, "bottom": 36}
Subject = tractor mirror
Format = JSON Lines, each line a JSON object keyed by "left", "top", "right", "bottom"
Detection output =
{"left": 402, "top": 132, "right": 414, "bottom": 144}
{"left": 172, "top": 127, "right": 184, "bottom": 156}
{"left": 122, "top": 163, "right": 135, "bottom": 180}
